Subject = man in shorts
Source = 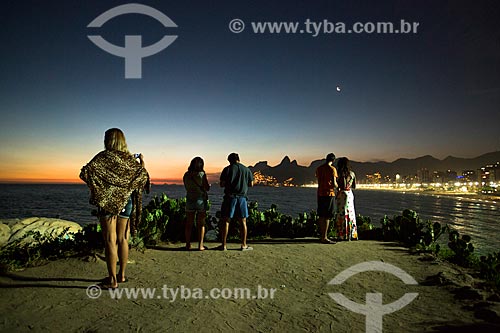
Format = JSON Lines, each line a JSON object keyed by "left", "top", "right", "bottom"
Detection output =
{"left": 219, "top": 153, "right": 254, "bottom": 251}
{"left": 315, "top": 153, "right": 338, "bottom": 244}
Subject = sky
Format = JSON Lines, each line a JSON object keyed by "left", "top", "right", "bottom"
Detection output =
{"left": 1, "top": 0, "right": 499, "bottom": 183}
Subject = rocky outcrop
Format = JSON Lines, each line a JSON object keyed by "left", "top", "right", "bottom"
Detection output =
{"left": 0, "top": 223, "right": 10, "bottom": 247}
{"left": 7, "top": 217, "right": 82, "bottom": 246}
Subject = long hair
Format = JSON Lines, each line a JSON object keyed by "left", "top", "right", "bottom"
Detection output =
{"left": 188, "top": 156, "right": 205, "bottom": 173}
{"left": 104, "top": 128, "right": 129, "bottom": 153}
{"left": 337, "top": 157, "right": 351, "bottom": 180}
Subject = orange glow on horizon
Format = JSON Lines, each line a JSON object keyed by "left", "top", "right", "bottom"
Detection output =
{"left": 0, "top": 158, "right": 225, "bottom": 185}
{"left": 0, "top": 157, "right": 229, "bottom": 185}
{"left": 0, "top": 177, "right": 186, "bottom": 185}
{"left": 0, "top": 178, "right": 84, "bottom": 184}
{"left": 0, "top": 152, "right": 317, "bottom": 185}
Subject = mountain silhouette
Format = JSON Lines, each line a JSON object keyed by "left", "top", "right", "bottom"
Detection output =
{"left": 249, "top": 151, "right": 500, "bottom": 185}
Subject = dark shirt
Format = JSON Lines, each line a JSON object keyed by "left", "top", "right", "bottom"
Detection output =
{"left": 220, "top": 162, "right": 254, "bottom": 196}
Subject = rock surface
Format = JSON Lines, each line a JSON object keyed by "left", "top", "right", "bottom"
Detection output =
{"left": 7, "top": 217, "right": 82, "bottom": 246}
{"left": 0, "top": 223, "right": 11, "bottom": 247}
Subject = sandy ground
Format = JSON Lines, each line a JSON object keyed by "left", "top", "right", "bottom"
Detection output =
{"left": 1, "top": 240, "right": 500, "bottom": 332}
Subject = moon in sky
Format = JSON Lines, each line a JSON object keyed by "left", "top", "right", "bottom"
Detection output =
{"left": 336, "top": 86, "right": 341, "bottom": 92}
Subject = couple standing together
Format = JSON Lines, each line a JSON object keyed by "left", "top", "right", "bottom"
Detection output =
{"left": 183, "top": 153, "right": 254, "bottom": 252}
{"left": 316, "top": 153, "right": 358, "bottom": 244}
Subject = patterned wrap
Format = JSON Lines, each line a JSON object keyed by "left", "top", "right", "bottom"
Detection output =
{"left": 79, "top": 150, "right": 150, "bottom": 234}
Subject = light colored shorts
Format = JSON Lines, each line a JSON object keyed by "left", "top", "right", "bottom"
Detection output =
{"left": 221, "top": 195, "right": 249, "bottom": 219}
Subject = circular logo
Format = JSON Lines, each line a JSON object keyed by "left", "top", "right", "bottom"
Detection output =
{"left": 86, "top": 284, "right": 102, "bottom": 299}
{"left": 229, "top": 19, "right": 245, "bottom": 33}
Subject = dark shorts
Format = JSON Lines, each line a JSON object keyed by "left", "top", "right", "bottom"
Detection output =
{"left": 317, "top": 196, "right": 335, "bottom": 218}
{"left": 98, "top": 197, "right": 133, "bottom": 219}
{"left": 221, "top": 195, "right": 249, "bottom": 219}
{"left": 186, "top": 197, "right": 208, "bottom": 213}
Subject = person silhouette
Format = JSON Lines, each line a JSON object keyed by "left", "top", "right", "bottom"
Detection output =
{"left": 219, "top": 153, "right": 254, "bottom": 251}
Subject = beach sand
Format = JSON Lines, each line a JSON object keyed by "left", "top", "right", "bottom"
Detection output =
{"left": 1, "top": 240, "right": 499, "bottom": 332}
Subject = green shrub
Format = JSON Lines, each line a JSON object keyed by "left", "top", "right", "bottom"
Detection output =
{"left": 379, "top": 209, "right": 446, "bottom": 254}
{"left": 0, "top": 224, "right": 103, "bottom": 271}
{"left": 136, "top": 193, "right": 219, "bottom": 245}
{"left": 357, "top": 215, "right": 380, "bottom": 240}
{"left": 447, "top": 228, "right": 475, "bottom": 266}
{"left": 478, "top": 252, "right": 500, "bottom": 290}
{"left": 136, "top": 193, "right": 186, "bottom": 245}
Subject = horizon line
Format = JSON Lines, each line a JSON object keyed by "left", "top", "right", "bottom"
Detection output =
{"left": 0, "top": 178, "right": 184, "bottom": 185}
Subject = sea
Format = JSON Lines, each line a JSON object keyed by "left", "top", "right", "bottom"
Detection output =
{"left": 0, "top": 184, "right": 498, "bottom": 254}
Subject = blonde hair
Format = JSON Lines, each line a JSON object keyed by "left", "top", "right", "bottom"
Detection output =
{"left": 104, "top": 128, "right": 129, "bottom": 153}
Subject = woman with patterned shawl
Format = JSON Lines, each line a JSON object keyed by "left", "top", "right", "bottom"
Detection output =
{"left": 80, "top": 128, "right": 149, "bottom": 289}
{"left": 334, "top": 157, "right": 358, "bottom": 241}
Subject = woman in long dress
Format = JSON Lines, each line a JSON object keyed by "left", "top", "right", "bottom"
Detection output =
{"left": 335, "top": 157, "right": 358, "bottom": 240}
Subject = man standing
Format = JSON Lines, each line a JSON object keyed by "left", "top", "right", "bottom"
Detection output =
{"left": 315, "top": 153, "right": 338, "bottom": 244}
{"left": 219, "top": 153, "right": 254, "bottom": 251}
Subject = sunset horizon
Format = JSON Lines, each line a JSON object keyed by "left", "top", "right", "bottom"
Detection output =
{"left": 1, "top": 149, "right": 498, "bottom": 185}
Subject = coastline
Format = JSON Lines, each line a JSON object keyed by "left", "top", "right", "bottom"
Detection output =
{"left": 357, "top": 186, "right": 500, "bottom": 204}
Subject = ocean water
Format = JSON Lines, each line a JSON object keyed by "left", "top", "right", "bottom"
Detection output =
{"left": 0, "top": 184, "right": 498, "bottom": 253}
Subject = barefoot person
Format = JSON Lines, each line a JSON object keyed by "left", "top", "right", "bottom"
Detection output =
{"left": 183, "top": 157, "right": 210, "bottom": 251}
{"left": 80, "top": 128, "right": 149, "bottom": 289}
{"left": 335, "top": 157, "right": 358, "bottom": 240}
{"left": 219, "top": 153, "right": 254, "bottom": 251}
{"left": 315, "top": 153, "right": 338, "bottom": 244}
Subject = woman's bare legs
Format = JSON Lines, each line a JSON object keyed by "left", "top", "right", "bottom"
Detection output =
{"left": 197, "top": 211, "right": 206, "bottom": 251}
{"left": 185, "top": 211, "right": 195, "bottom": 250}
{"left": 101, "top": 216, "right": 118, "bottom": 288}
{"left": 116, "top": 216, "right": 130, "bottom": 282}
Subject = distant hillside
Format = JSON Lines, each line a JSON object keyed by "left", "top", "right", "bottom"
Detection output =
{"left": 249, "top": 151, "right": 500, "bottom": 185}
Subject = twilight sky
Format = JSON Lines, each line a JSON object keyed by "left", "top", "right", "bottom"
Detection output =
{"left": 1, "top": 0, "right": 499, "bottom": 183}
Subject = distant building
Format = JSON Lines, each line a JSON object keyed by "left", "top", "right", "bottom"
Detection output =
{"left": 479, "top": 162, "right": 499, "bottom": 185}
{"left": 404, "top": 174, "right": 417, "bottom": 183}
{"left": 283, "top": 177, "right": 295, "bottom": 187}
{"left": 433, "top": 171, "right": 446, "bottom": 184}
{"left": 446, "top": 170, "right": 458, "bottom": 182}
{"left": 253, "top": 171, "right": 279, "bottom": 186}
{"left": 365, "top": 172, "right": 382, "bottom": 184}
{"left": 462, "top": 170, "right": 476, "bottom": 182}
{"left": 417, "top": 168, "right": 431, "bottom": 183}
